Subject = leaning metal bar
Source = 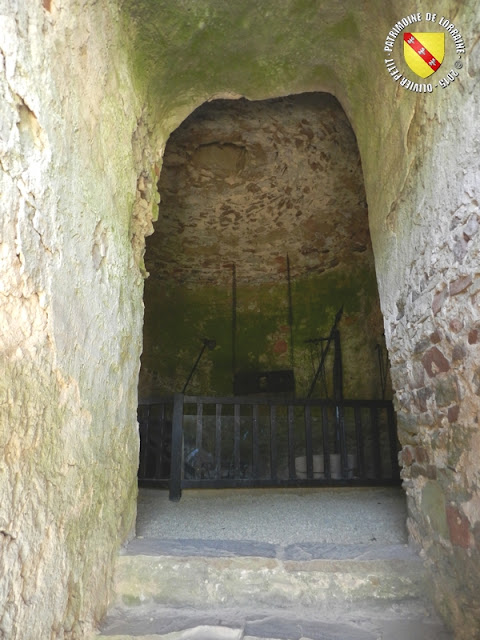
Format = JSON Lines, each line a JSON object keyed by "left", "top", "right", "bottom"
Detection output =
{"left": 306, "top": 306, "right": 343, "bottom": 399}
{"left": 169, "top": 393, "right": 184, "bottom": 501}
{"left": 182, "top": 343, "right": 207, "bottom": 394}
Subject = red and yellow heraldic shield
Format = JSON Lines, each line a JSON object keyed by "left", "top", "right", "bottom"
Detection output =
{"left": 403, "top": 32, "right": 445, "bottom": 78}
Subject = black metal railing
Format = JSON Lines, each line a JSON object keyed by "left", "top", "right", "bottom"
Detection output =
{"left": 138, "top": 394, "right": 400, "bottom": 501}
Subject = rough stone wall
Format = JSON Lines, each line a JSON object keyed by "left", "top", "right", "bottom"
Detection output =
{"left": 1, "top": 0, "right": 479, "bottom": 638}
{"left": 150, "top": 95, "right": 370, "bottom": 286}
{"left": 0, "top": 1, "right": 157, "bottom": 637}
{"left": 376, "top": 79, "right": 480, "bottom": 636}
{"left": 121, "top": 0, "right": 480, "bottom": 635}
{"left": 353, "top": 6, "right": 480, "bottom": 635}
{"left": 141, "top": 94, "right": 387, "bottom": 399}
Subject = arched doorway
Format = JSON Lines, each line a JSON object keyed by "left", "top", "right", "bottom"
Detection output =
{"left": 138, "top": 93, "right": 398, "bottom": 494}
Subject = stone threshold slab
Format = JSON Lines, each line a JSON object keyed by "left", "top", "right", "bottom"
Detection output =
{"left": 124, "top": 537, "right": 418, "bottom": 563}
{"left": 96, "top": 602, "right": 452, "bottom": 639}
{"left": 114, "top": 548, "right": 427, "bottom": 610}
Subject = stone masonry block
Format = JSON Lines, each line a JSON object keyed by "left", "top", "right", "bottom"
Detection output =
{"left": 449, "top": 275, "right": 473, "bottom": 296}
{"left": 422, "top": 347, "right": 450, "bottom": 378}
{"left": 422, "top": 481, "right": 449, "bottom": 540}
{"left": 446, "top": 505, "right": 473, "bottom": 549}
{"left": 448, "top": 405, "right": 460, "bottom": 423}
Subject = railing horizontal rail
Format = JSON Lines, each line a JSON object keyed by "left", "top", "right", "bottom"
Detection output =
{"left": 136, "top": 393, "right": 400, "bottom": 500}
{"left": 140, "top": 396, "right": 395, "bottom": 409}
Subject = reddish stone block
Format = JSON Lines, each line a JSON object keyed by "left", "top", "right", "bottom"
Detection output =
{"left": 415, "top": 446, "right": 428, "bottom": 464}
{"left": 449, "top": 318, "right": 463, "bottom": 333}
{"left": 432, "top": 289, "right": 448, "bottom": 315}
{"left": 273, "top": 339, "right": 288, "bottom": 354}
{"left": 448, "top": 405, "right": 460, "bottom": 423}
{"left": 401, "top": 445, "right": 414, "bottom": 466}
{"left": 410, "top": 463, "right": 436, "bottom": 480}
{"left": 473, "top": 522, "right": 480, "bottom": 546}
{"left": 449, "top": 274, "right": 473, "bottom": 296}
{"left": 446, "top": 505, "right": 472, "bottom": 548}
{"left": 421, "top": 347, "right": 450, "bottom": 378}
{"left": 468, "top": 329, "right": 478, "bottom": 345}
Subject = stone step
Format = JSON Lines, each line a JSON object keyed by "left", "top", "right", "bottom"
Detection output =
{"left": 111, "top": 538, "right": 428, "bottom": 610}
{"left": 94, "top": 537, "right": 452, "bottom": 639}
{"left": 95, "top": 599, "right": 451, "bottom": 639}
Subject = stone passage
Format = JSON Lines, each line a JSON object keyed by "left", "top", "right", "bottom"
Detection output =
{"left": 97, "top": 538, "right": 450, "bottom": 640}
{"left": 95, "top": 488, "right": 451, "bottom": 640}
{"left": 3, "top": 1, "right": 479, "bottom": 637}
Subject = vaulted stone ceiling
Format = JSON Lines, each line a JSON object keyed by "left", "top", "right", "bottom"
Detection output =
{"left": 141, "top": 93, "right": 386, "bottom": 400}
{"left": 146, "top": 93, "right": 371, "bottom": 286}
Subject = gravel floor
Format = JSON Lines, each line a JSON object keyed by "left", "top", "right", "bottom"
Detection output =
{"left": 136, "top": 487, "right": 408, "bottom": 545}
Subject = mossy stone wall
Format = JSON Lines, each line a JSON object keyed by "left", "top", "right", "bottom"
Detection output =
{"left": 1, "top": 0, "right": 479, "bottom": 638}
{"left": 122, "top": 1, "right": 480, "bottom": 635}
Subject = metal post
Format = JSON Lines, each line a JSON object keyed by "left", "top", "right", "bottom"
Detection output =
{"left": 232, "top": 263, "right": 237, "bottom": 391}
{"left": 169, "top": 393, "right": 184, "bottom": 501}
{"left": 332, "top": 328, "right": 347, "bottom": 476}
{"left": 286, "top": 255, "right": 295, "bottom": 395}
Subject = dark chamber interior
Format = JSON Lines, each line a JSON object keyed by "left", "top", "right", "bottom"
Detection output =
{"left": 138, "top": 94, "right": 398, "bottom": 495}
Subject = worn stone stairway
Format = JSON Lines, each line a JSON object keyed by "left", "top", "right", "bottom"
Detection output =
{"left": 94, "top": 536, "right": 451, "bottom": 640}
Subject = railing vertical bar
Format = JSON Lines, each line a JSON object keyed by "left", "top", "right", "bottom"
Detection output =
{"left": 288, "top": 405, "right": 295, "bottom": 480}
{"left": 169, "top": 393, "right": 184, "bottom": 501}
{"left": 305, "top": 404, "right": 313, "bottom": 479}
{"left": 215, "top": 403, "right": 222, "bottom": 481}
{"left": 252, "top": 404, "right": 259, "bottom": 479}
{"left": 371, "top": 405, "right": 382, "bottom": 479}
{"left": 195, "top": 401, "right": 203, "bottom": 480}
{"left": 154, "top": 403, "right": 166, "bottom": 479}
{"left": 336, "top": 403, "right": 348, "bottom": 478}
{"left": 322, "top": 405, "right": 331, "bottom": 480}
{"left": 234, "top": 404, "right": 241, "bottom": 479}
{"left": 387, "top": 404, "right": 400, "bottom": 480}
{"left": 270, "top": 405, "right": 278, "bottom": 482}
{"left": 138, "top": 405, "right": 150, "bottom": 479}
{"left": 354, "top": 406, "right": 365, "bottom": 479}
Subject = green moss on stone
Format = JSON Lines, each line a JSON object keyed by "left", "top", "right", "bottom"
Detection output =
{"left": 142, "top": 264, "right": 384, "bottom": 397}
{"left": 118, "top": 0, "right": 348, "bottom": 121}
{"left": 326, "top": 13, "right": 359, "bottom": 40}
{"left": 422, "top": 481, "right": 449, "bottom": 540}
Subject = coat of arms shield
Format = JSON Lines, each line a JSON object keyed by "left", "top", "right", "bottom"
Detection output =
{"left": 403, "top": 32, "right": 445, "bottom": 78}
